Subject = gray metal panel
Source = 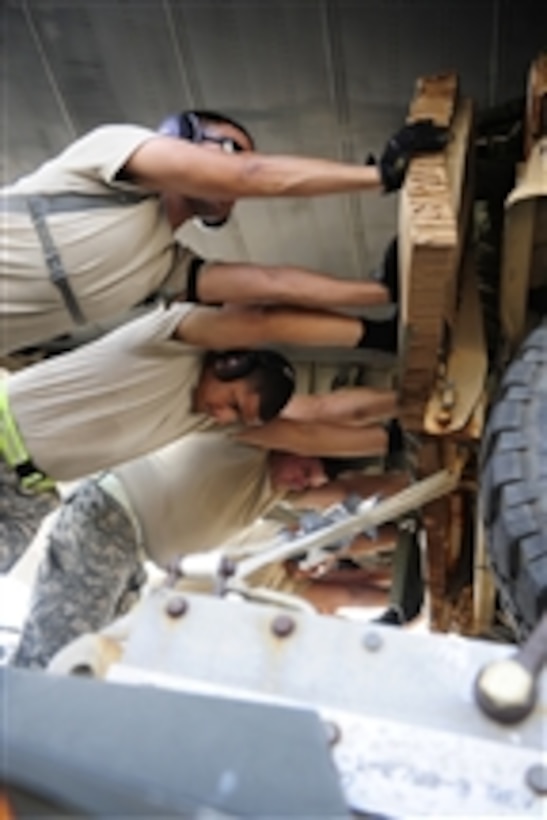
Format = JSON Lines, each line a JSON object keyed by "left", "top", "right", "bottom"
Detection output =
{"left": 1, "top": 666, "right": 349, "bottom": 818}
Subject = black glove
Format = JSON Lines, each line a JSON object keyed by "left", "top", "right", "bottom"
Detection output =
{"left": 379, "top": 119, "right": 449, "bottom": 192}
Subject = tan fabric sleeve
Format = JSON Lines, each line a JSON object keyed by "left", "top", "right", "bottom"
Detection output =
{"left": 121, "top": 301, "right": 200, "bottom": 350}
{"left": 159, "top": 243, "right": 209, "bottom": 302}
{"left": 12, "top": 125, "right": 162, "bottom": 195}
{"left": 69, "top": 125, "right": 161, "bottom": 188}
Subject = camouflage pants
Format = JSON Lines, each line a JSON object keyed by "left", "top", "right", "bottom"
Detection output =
{"left": 12, "top": 479, "right": 147, "bottom": 669}
{"left": 0, "top": 459, "right": 59, "bottom": 573}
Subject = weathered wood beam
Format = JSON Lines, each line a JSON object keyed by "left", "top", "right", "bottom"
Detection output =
{"left": 501, "top": 54, "right": 547, "bottom": 349}
{"left": 525, "top": 52, "right": 547, "bottom": 158}
{"left": 398, "top": 73, "right": 474, "bottom": 431}
{"left": 423, "top": 245, "right": 487, "bottom": 435}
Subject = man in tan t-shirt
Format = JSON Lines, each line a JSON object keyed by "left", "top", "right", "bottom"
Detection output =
{"left": 0, "top": 298, "right": 407, "bottom": 575}
{"left": 11, "top": 431, "right": 407, "bottom": 668}
{"left": 0, "top": 300, "right": 297, "bottom": 573}
{"left": 1, "top": 109, "right": 446, "bottom": 355}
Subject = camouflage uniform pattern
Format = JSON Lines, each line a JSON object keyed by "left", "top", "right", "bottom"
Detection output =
{"left": 0, "top": 459, "right": 59, "bottom": 573}
{"left": 12, "top": 478, "right": 147, "bottom": 669}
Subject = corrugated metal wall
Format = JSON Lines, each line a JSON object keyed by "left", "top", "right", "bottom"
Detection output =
{"left": 2, "top": 0, "right": 546, "bottom": 277}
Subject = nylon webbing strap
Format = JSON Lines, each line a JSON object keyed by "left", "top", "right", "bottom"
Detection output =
{"left": 1, "top": 190, "right": 149, "bottom": 214}
{"left": 1, "top": 190, "right": 151, "bottom": 326}
{"left": 0, "top": 383, "right": 54, "bottom": 491}
{"left": 26, "top": 195, "right": 87, "bottom": 325}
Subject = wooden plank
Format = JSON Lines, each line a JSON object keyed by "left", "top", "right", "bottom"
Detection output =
{"left": 418, "top": 439, "right": 450, "bottom": 631}
{"left": 525, "top": 52, "right": 547, "bottom": 158}
{"left": 407, "top": 73, "right": 459, "bottom": 126}
{"left": 398, "top": 73, "right": 474, "bottom": 432}
{"left": 501, "top": 54, "right": 547, "bottom": 349}
{"left": 424, "top": 246, "right": 487, "bottom": 434}
{"left": 501, "top": 136, "right": 547, "bottom": 348}
{"left": 443, "top": 99, "right": 475, "bottom": 321}
{"left": 419, "top": 439, "right": 473, "bottom": 633}
{"left": 472, "top": 518, "right": 497, "bottom": 637}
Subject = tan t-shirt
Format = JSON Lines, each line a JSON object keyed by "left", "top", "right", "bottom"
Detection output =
{"left": 1, "top": 125, "right": 201, "bottom": 355}
{"left": 7, "top": 303, "right": 216, "bottom": 480}
{"left": 114, "top": 432, "right": 283, "bottom": 566}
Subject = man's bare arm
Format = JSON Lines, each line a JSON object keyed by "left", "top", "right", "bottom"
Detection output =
{"left": 176, "top": 304, "right": 361, "bottom": 350}
{"left": 236, "top": 418, "right": 387, "bottom": 457}
{"left": 289, "top": 471, "right": 409, "bottom": 509}
{"left": 197, "top": 261, "right": 388, "bottom": 308}
{"left": 125, "top": 137, "right": 382, "bottom": 200}
{"left": 284, "top": 388, "right": 398, "bottom": 426}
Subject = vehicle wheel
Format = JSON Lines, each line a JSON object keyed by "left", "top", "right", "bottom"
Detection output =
{"left": 481, "top": 321, "right": 547, "bottom": 640}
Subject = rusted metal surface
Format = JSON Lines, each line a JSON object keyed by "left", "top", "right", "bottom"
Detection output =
{"left": 417, "top": 440, "right": 449, "bottom": 630}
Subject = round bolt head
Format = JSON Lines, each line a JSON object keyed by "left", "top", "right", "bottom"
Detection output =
{"left": 166, "top": 596, "right": 188, "bottom": 618}
{"left": 271, "top": 614, "right": 296, "bottom": 638}
{"left": 323, "top": 720, "right": 342, "bottom": 747}
{"left": 474, "top": 658, "right": 536, "bottom": 724}
{"left": 70, "top": 663, "right": 95, "bottom": 677}
{"left": 526, "top": 764, "right": 547, "bottom": 795}
{"left": 165, "top": 560, "right": 183, "bottom": 587}
{"left": 362, "top": 630, "right": 383, "bottom": 652}
{"left": 219, "top": 556, "right": 236, "bottom": 577}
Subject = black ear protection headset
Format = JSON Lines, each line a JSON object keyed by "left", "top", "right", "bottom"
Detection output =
{"left": 206, "top": 349, "right": 296, "bottom": 423}
{"left": 208, "top": 350, "right": 296, "bottom": 383}
{"left": 159, "top": 111, "right": 248, "bottom": 153}
{"left": 158, "top": 110, "right": 250, "bottom": 229}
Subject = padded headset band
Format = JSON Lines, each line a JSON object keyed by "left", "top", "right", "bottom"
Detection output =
{"left": 157, "top": 112, "right": 197, "bottom": 140}
{"left": 211, "top": 349, "right": 296, "bottom": 383}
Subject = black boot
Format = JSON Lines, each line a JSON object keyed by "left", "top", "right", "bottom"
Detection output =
{"left": 371, "top": 236, "right": 399, "bottom": 304}
{"left": 373, "top": 526, "right": 424, "bottom": 627}
{"left": 383, "top": 418, "right": 405, "bottom": 470}
{"left": 373, "top": 605, "right": 405, "bottom": 626}
{"left": 357, "top": 315, "right": 398, "bottom": 354}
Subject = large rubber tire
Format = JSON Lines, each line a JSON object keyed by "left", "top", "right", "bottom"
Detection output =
{"left": 481, "top": 322, "right": 547, "bottom": 640}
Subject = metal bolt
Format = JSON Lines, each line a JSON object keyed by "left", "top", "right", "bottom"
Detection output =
{"left": 475, "top": 611, "right": 547, "bottom": 724}
{"left": 69, "top": 663, "right": 95, "bottom": 677}
{"left": 362, "top": 630, "right": 383, "bottom": 652}
{"left": 323, "top": 720, "right": 342, "bottom": 747}
{"left": 271, "top": 614, "right": 296, "bottom": 638}
{"left": 219, "top": 556, "right": 236, "bottom": 578}
{"left": 526, "top": 764, "right": 547, "bottom": 795}
{"left": 165, "top": 559, "right": 183, "bottom": 588}
{"left": 166, "top": 595, "right": 188, "bottom": 618}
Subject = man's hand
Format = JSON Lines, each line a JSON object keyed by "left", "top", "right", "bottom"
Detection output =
{"left": 379, "top": 119, "right": 449, "bottom": 192}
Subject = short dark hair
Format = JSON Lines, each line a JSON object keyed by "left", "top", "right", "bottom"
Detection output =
{"left": 321, "top": 456, "right": 373, "bottom": 482}
{"left": 204, "top": 348, "right": 295, "bottom": 422}
{"left": 192, "top": 109, "right": 256, "bottom": 150}
{"left": 250, "top": 350, "right": 295, "bottom": 421}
